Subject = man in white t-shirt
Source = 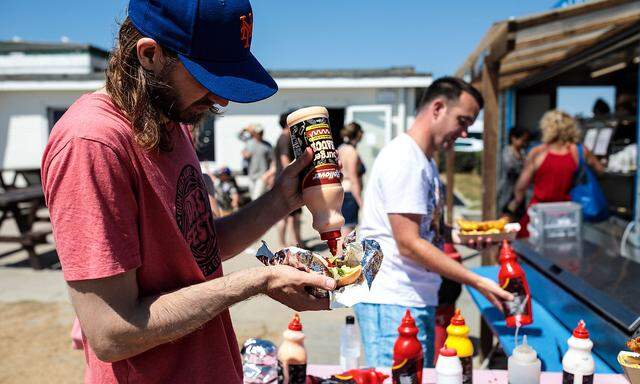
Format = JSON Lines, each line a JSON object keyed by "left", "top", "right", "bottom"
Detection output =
{"left": 355, "top": 77, "right": 513, "bottom": 368}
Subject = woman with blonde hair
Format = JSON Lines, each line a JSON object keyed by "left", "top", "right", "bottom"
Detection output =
{"left": 508, "top": 109, "right": 604, "bottom": 237}
{"left": 337, "top": 122, "right": 365, "bottom": 236}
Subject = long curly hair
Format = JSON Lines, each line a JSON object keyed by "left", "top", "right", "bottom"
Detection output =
{"left": 105, "top": 17, "right": 178, "bottom": 152}
{"left": 540, "top": 109, "right": 581, "bottom": 144}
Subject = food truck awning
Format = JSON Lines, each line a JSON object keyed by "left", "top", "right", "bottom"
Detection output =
{"left": 456, "top": 0, "right": 640, "bottom": 89}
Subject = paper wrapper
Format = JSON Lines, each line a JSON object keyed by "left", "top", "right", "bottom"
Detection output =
{"left": 619, "top": 351, "right": 640, "bottom": 384}
{"left": 255, "top": 231, "right": 383, "bottom": 309}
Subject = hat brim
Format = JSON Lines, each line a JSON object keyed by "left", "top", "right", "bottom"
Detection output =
{"left": 179, "top": 53, "right": 278, "bottom": 104}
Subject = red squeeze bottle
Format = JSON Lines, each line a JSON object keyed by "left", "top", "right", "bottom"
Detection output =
{"left": 392, "top": 309, "right": 423, "bottom": 384}
{"left": 498, "top": 240, "right": 533, "bottom": 327}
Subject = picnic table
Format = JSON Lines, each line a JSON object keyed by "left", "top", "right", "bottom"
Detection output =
{"left": 0, "top": 184, "right": 50, "bottom": 269}
{"left": 467, "top": 265, "right": 618, "bottom": 373}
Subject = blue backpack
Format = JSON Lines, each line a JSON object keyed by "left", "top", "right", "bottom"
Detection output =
{"left": 570, "top": 144, "right": 609, "bottom": 222}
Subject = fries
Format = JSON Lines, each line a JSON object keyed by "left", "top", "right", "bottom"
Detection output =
{"left": 457, "top": 217, "right": 508, "bottom": 234}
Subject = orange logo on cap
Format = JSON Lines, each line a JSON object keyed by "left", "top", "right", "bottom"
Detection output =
{"left": 240, "top": 13, "right": 253, "bottom": 49}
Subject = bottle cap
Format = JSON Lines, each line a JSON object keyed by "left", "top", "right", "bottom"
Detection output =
{"left": 399, "top": 309, "right": 417, "bottom": 330}
{"left": 450, "top": 309, "right": 466, "bottom": 326}
{"left": 513, "top": 335, "right": 538, "bottom": 362}
{"left": 499, "top": 240, "right": 516, "bottom": 262}
{"left": 288, "top": 313, "right": 303, "bottom": 331}
{"left": 321, "top": 230, "right": 341, "bottom": 256}
{"left": 346, "top": 315, "right": 355, "bottom": 325}
{"left": 572, "top": 320, "right": 589, "bottom": 339}
{"left": 439, "top": 347, "right": 457, "bottom": 357}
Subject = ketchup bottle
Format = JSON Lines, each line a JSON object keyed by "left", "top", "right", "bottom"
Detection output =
{"left": 498, "top": 240, "right": 533, "bottom": 327}
{"left": 392, "top": 309, "right": 423, "bottom": 384}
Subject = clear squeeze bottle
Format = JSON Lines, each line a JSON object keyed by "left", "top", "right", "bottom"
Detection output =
{"left": 562, "top": 320, "right": 595, "bottom": 384}
{"left": 287, "top": 106, "right": 344, "bottom": 255}
{"left": 445, "top": 309, "right": 473, "bottom": 384}
{"left": 498, "top": 240, "right": 533, "bottom": 327}
{"left": 340, "top": 315, "right": 361, "bottom": 371}
{"left": 507, "top": 335, "right": 541, "bottom": 384}
{"left": 392, "top": 309, "right": 424, "bottom": 384}
{"left": 277, "top": 314, "right": 307, "bottom": 384}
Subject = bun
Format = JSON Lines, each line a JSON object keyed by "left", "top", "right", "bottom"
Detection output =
{"left": 335, "top": 265, "right": 362, "bottom": 288}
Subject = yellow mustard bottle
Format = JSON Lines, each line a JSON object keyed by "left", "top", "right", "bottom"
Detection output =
{"left": 445, "top": 309, "right": 473, "bottom": 384}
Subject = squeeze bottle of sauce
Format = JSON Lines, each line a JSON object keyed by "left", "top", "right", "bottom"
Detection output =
{"left": 287, "top": 106, "right": 344, "bottom": 255}
{"left": 562, "top": 320, "right": 595, "bottom": 384}
{"left": 498, "top": 240, "right": 533, "bottom": 327}
{"left": 277, "top": 314, "right": 307, "bottom": 384}
{"left": 507, "top": 335, "right": 541, "bottom": 384}
{"left": 444, "top": 309, "right": 473, "bottom": 384}
{"left": 392, "top": 309, "right": 423, "bottom": 384}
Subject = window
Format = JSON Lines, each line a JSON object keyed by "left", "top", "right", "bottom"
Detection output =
{"left": 47, "top": 107, "right": 68, "bottom": 131}
{"left": 195, "top": 113, "right": 216, "bottom": 161}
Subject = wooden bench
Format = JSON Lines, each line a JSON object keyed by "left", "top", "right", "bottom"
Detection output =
{"left": 0, "top": 185, "right": 51, "bottom": 269}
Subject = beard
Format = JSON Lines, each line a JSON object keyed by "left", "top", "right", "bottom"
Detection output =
{"left": 148, "top": 70, "right": 211, "bottom": 126}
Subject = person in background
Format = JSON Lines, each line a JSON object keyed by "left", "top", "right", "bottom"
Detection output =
{"left": 592, "top": 98, "right": 611, "bottom": 118}
{"left": 213, "top": 167, "right": 240, "bottom": 216}
{"left": 508, "top": 109, "right": 605, "bottom": 237}
{"left": 242, "top": 124, "right": 272, "bottom": 200}
{"left": 337, "top": 122, "right": 365, "bottom": 237}
{"left": 355, "top": 77, "right": 512, "bottom": 368}
{"left": 273, "top": 110, "right": 303, "bottom": 247}
{"left": 497, "top": 127, "right": 530, "bottom": 220}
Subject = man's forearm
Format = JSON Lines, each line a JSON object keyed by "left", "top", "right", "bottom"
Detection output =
{"left": 406, "top": 238, "right": 478, "bottom": 286}
{"left": 214, "top": 188, "right": 289, "bottom": 258}
{"left": 94, "top": 267, "right": 268, "bottom": 362}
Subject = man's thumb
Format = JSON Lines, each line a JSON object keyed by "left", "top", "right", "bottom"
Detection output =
{"left": 286, "top": 148, "right": 313, "bottom": 176}
{"left": 305, "top": 272, "right": 336, "bottom": 291}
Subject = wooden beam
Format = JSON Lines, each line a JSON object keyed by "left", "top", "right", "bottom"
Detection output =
{"left": 515, "top": 0, "right": 633, "bottom": 30}
{"left": 515, "top": 8, "right": 640, "bottom": 50}
{"left": 445, "top": 149, "right": 455, "bottom": 226}
{"left": 455, "top": 21, "right": 509, "bottom": 78}
{"left": 502, "top": 27, "right": 611, "bottom": 64}
{"left": 481, "top": 57, "right": 500, "bottom": 251}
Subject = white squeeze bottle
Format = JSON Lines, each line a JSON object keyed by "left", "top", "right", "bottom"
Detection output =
{"left": 340, "top": 315, "right": 361, "bottom": 371}
{"left": 435, "top": 347, "right": 463, "bottom": 384}
{"left": 562, "top": 320, "right": 595, "bottom": 384}
{"left": 508, "top": 335, "right": 541, "bottom": 384}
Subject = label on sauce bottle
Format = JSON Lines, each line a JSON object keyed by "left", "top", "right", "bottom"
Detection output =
{"left": 562, "top": 371, "right": 594, "bottom": 384}
{"left": 392, "top": 357, "right": 422, "bottom": 384}
{"left": 501, "top": 277, "right": 530, "bottom": 318}
{"left": 460, "top": 356, "right": 473, "bottom": 384}
{"left": 289, "top": 116, "right": 341, "bottom": 189}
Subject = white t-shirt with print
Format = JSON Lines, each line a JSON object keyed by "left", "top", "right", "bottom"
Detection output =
{"left": 359, "top": 133, "right": 443, "bottom": 307}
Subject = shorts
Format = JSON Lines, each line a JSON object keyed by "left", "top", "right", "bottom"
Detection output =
{"left": 341, "top": 192, "right": 359, "bottom": 227}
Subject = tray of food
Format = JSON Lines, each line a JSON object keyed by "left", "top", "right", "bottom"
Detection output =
{"left": 453, "top": 217, "right": 521, "bottom": 243}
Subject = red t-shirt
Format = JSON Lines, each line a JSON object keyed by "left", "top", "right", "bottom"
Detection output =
{"left": 41, "top": 93, "right": 242, "bottom": 383}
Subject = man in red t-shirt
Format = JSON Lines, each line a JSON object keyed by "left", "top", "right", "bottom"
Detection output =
{"left": 41, "top": 1, "right": 335, "bottom": 383}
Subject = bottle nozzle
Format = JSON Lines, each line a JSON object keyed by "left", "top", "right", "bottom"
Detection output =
{"left": 321, "top": 230, "right": 341, "bottom": 256}
{"left": 288, "top": 313, "right": 303, "bottom": 331}
{"left": 450, "top": 308, "right": 466, "bottom": 326}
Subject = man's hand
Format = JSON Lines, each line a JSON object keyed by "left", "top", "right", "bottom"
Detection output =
{"left": 272, "top": 148, "right": 313, "bottom": 213}
{"left": 473, "top": 275, "right": 514, "bottom": 311}
{"left": 451, "top": 229, "right": 496, "bottom": 250}
{"left": 265, "top": 265, "right": 335, "bottom": 311}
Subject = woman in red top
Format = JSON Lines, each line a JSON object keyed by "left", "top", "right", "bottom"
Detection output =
{"left": 508, "top": 110, "right": 604, "bottom": 237}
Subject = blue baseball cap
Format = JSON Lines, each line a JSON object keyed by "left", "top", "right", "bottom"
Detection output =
{"left": 128, "top": 0, "right": 277, "bottom": 103}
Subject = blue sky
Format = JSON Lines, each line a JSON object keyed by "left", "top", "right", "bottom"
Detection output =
{"left": 1, "top": 0, "right": 613, "bottom": 115}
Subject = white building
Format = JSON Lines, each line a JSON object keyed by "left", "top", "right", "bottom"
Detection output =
{"left": 0, "top": 41, "right": 432, "bottom": 173}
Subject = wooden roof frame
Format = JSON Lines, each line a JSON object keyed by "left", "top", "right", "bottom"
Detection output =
{"left": 456, "top": 0, "right": 640, "bottom": 90}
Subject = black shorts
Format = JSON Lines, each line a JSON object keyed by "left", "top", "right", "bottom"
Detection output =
{"left": 341, "top": 192, "right": 359, "bottom": 226}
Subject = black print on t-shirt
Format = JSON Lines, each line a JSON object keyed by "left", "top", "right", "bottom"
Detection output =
{"left": 175, "top": 164, "right": 220, "bottom": 276}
